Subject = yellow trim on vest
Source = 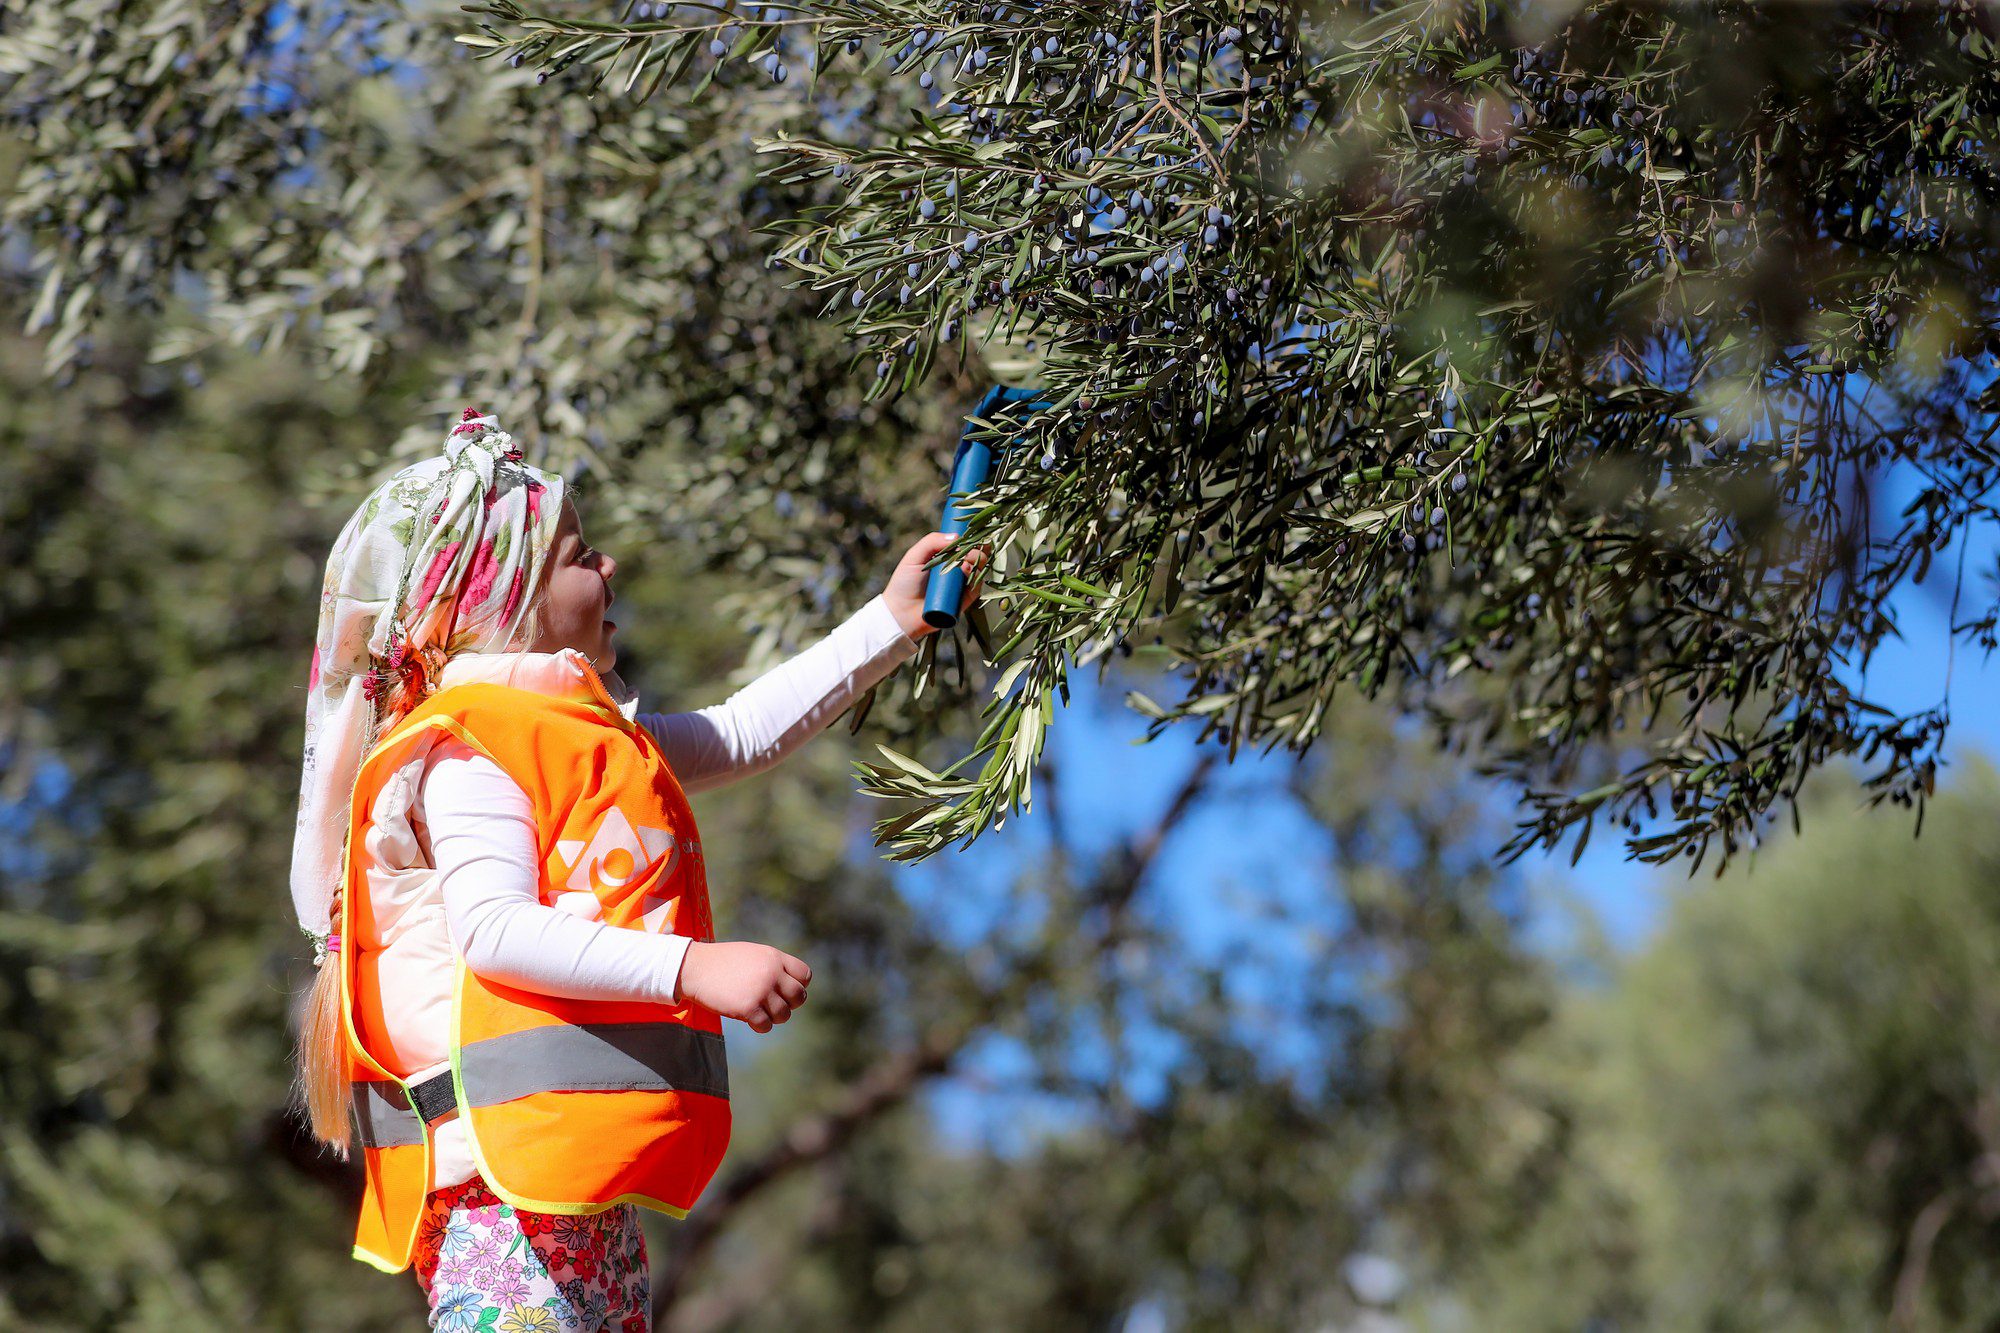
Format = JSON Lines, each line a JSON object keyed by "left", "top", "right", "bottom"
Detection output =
{"left": 351, "top": 1244, "right": 407, "bottom": 1275}
{"left": 338, "top": 712, "right": 506, "bottom": 1273}
{"left": 403, "top": 676, "right": 641, "bottom": 740}
{"left": 371, "top": 705, "right": 506, "bottom": 768}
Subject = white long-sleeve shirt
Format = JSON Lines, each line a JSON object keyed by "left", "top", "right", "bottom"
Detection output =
{"left": 405, "top": 593, "right": 920, "bottom": 1189}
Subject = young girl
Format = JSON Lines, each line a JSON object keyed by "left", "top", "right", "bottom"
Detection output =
{"left": 289, "top": 410, "right": 984, "bottom": 1330}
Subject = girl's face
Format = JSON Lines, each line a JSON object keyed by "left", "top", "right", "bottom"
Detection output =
{"left": 529, "top": 500, "right": 620, "bottom": 671}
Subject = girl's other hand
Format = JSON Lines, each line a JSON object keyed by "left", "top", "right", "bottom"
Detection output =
{"left": 883, "top": 531, "right": 990, "bottom": 640}
{"left": 677, "top": 940, "right": 811, "bottom": 1033}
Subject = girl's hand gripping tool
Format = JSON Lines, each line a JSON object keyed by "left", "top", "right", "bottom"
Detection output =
{"left": 922, "top": 385, "right": 1049, "bottom": 630}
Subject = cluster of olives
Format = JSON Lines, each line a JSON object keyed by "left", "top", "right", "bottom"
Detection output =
{"left": 1509, "top": 53, "right": 1642, "bottom": 131}
{"left": 769, "top": 6, "right": 1320, "bottom": 417}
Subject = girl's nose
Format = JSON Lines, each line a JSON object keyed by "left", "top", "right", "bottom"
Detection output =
{"left": 599, "top": 551, "right": 618, "bottom": 582}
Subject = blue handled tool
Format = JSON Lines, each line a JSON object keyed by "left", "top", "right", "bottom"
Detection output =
{"left": 923, "top": 385, "right": 1049, "bottom": 630}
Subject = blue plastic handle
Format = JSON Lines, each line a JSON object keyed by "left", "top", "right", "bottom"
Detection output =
{"left": 923, "top": 386, "right": 1048, "bottom": 630}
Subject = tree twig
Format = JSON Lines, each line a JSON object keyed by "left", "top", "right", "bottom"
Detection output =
{"left": 516, "top": 122, "right": 553, "bottom": 346}
{"left": 1890, "top": 1185, "right": 1960, "bottom": 1331}
{"left": 1153, "top": 9, "right": 1228, "bottom": 183}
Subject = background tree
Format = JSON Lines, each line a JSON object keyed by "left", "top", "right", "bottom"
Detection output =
{"left": 1439, "top": 761, "right": 2000, "bottom": 1332}
{"left": 472, "top": 0, "right": 2000, "bottom": 869}
{"left": 10, "top": 2, "right": 1997, "bottom": 870}
{"left": 0, "top": 324, "right": 423, "bottom": 1327}
{"left": 649, "top": 697, "right": 1555, "bottom": 1331}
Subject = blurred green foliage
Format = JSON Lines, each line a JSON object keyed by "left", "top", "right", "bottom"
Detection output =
{"left": 0, "top": 324, "right": 428, "bottom": 1327}
{"left": 1445, "top": 762, "right": 2000, "bottom": 1333}
{"left": 6, "top": 3, "right": 2000, "bottom": 1329}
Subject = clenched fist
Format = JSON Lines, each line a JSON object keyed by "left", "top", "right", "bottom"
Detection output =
{"left": 881, "top": 530, "right": 991, "bottom": 640}
{"left": 677, "top": 941, "right": 811, "bottom": 1033}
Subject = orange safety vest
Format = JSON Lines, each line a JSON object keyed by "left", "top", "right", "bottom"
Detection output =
{"left": 335, "top": 675, "right": 728, "bottom": 1274}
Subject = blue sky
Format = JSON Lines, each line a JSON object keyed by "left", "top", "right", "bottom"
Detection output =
{"left": 887, "top": 518, "right": 2000, "bottom": 1149}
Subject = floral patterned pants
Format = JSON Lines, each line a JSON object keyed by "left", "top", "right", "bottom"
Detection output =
{"left": 412, "top": 1178, "right": 651, "bottom": 1332}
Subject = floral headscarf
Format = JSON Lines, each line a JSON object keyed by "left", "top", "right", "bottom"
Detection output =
{"left": 289, "top": 410, "right": 566, "bottom": 946}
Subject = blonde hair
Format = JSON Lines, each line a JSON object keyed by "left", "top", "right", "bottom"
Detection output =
{"left": 293, "top": 583, "right": 554, "bottom": 1153}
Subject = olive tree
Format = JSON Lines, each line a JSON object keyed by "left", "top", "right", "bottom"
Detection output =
{"left": 8, "top": 0, "right": 2000, "bottom": 871}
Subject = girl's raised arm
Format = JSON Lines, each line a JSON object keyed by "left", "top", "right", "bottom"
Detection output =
{"left": 637, "top": 593, "right": 919, "bottom": 793}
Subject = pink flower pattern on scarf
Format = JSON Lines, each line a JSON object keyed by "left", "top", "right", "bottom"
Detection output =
{"left": 462, "top": 538, "right": 502, "bottom": 609}
{"left": 290, "top": 410, "right": 566, "bottom": 943}
{"left": 416, "top": 541, "right": 466, "bottom": 613}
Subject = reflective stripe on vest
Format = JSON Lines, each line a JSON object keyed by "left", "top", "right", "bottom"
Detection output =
{"left": 352, "top": 1081, "right": 425, "bottom": 1150}
{"left": 462, "top": 1021, "right": 728, "bottom": 1104}
{"left": 349, "top": 1023, "right": 729, "bottom": 1150}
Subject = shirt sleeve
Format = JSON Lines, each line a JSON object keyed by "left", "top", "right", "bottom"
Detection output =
{"left": 637, "top": 591, "right": 922, "bottom": 794}
{"left": 422, "top": 739, "right": 692, "bottom": 1005}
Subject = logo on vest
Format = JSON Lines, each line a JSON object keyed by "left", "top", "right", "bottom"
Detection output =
{"left": 550, "top": 807, "right": 698, "bottom": 932}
